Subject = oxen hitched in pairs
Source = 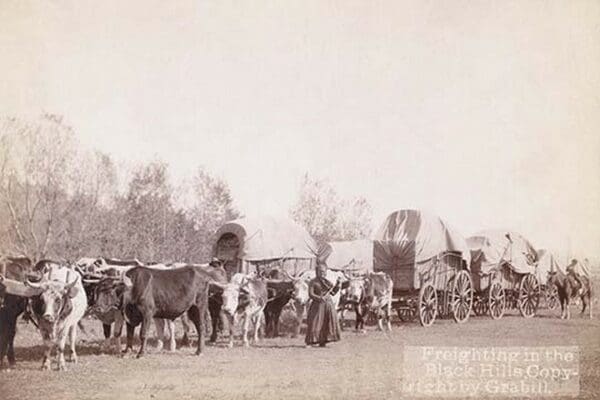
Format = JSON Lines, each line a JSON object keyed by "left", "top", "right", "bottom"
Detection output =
{"left": 0, "top": 212, "right": 595, "bottom": 371}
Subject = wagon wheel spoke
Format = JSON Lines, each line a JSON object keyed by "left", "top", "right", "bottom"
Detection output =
{"left": 518, "top": 274, "right": 539, "bottom": 318}
{"left": 489, "top": 282, "right": 505, "bottom": 320}
{"left": 451, "top": 271, "right": 473, "bottom": 324}
{"left": 419, "top": 284, "right": 438, "bottom": 327}
{"left": 547, "top": 285, "right": 559, "bottom": 310}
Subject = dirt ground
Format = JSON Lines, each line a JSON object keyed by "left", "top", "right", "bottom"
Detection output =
{"left": 1, "top": 307, "right": 599, "bottom": 400}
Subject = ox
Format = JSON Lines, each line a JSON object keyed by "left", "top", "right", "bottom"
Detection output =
{"left": 78, "top": 258, "right": 143, "bottom": 351}
{"left": 25, "top": 260, "right": 88, "bottom": 371}
{"left": 217, "top": 274, "right": 268, "bottom": 347}
{"left": 261, "top": 269, "right": 295, "bottom": 338}
{"left": 338, "top": 276, "right": 367, "bottom": 331}
{"left": 121, "top": 266, "right": 212, "bottom": 357}
{"left": 92, "top": 276, "right": 188, "bottom": 353}
{"left": 0, "top": 256, "right": 34, "bottom": 369}
{"left": 360, "top": 272, "right": 393, "bottom": 331}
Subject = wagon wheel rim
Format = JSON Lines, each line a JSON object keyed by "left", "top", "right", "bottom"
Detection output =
{"left": 451, "top": 271, "right": 473, "bottom": 323}
{"left": 419, "top": 284, "right": 437, "bottom": 327}
{"left": 518, "top": 274, "right": 540, "bottom": 318}
{"left": 488, "top": 281, "right": 505, "bottom": 320}
{"left": 547, "top": 284, "right": 559, "bottom": 310}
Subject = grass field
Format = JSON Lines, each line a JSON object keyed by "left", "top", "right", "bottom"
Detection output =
{"left": 1, "top": 307, "right": 599, "bottom": 400}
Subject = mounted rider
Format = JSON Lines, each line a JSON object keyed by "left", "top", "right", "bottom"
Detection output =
{"left": 565, "top": 259, "right": 585, "bottom": 297}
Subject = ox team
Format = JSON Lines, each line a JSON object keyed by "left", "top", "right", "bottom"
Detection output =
{"left": 0, "top": 256, "right": 392, "bottom": 371}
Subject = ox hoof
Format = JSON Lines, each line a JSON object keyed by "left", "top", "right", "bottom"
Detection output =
{"left": 181, "top": 336, "right": 190, "bottom": 347}
{"left": 136, "top": 353, "right": 144, "bottom": 359}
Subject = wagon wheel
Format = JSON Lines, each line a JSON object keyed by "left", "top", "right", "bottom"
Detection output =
{"left": 451, "top": 270, "right": 473, "bottom": 324}
{"left": 418, "top": 283, "right": 438, "bottom": 327}
{"left": 488, "top": 281, "right": 505, "bottom": 320}
{"left": 546, "top": 284, "right": 559, "bottom": 311}
{"left": 472, "top": 295, "right": 488, "bottom": 316}
{"left": 397, "top": 307, "right": 417, "bottom": 322}
{"left": 518, "top": 274, "right": 540, "bottom": 318}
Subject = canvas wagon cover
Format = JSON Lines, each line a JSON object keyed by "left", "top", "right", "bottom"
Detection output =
{"left": 468, "top": 230, "right": 538, "bottom": 276}
{"left": 213, "top": 215, "right": 317, "bottom": 262}
{"left": 373, "top": 209, "right": 471, "bottom": 290}
{"left": 536, "top": 249, "right": 561, "bottom": 283}
{"left": 323, "top": 240, "right": 373, "bottom": 273}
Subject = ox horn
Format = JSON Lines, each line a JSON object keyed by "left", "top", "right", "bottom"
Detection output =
{"left": 122, "top": 274, "right": 133, "bottom": 288}
{"left": 74, "top": 264, "right": 86, "bottom": 276}
{"left": 281, "top": 270, "right": 298, "bottom": 281}
{"left": 25, "top": 279, "right": 46, "bottom": 289}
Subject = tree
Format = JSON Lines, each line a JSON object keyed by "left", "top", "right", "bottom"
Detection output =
{"left": 0, "top": 115, "right": 242, "bottom": 264}
{"left": 182, "top": 167, "right": 239, "bottom": 261}
{"left": 118, "top": 161, "right": 174, "bottom": 262}
{"left": 289, "top": 174, "right": 373, "bottom": 243}
{"left": 0, "top": 115, "right": 120, "bottom": 261}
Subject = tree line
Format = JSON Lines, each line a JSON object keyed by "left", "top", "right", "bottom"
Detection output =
{"left": 0, "top": 115, "right": 372, "bottom": 263}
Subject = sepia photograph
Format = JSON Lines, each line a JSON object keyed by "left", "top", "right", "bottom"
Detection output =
{"left": 0, "top": 1, "right": 599, "bottom": 399}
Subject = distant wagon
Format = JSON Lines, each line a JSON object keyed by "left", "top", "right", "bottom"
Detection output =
{"left": 322, "top": 239, "right": 374, "bottom": 274}
{"left": 536, "top": 249, "right": 560, "bottom": 311}
{"left": 373, "top": 209, "right": 473, "bottom": 327}
{"left": 468, "top": 230, "right": 541, "bottom": 319}
{"left": 212, "top": 215, "right": 317, "bottom": 278}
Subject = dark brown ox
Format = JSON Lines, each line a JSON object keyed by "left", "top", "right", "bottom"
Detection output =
{"left": 263, "top": 269, "right": 295, "bottom": 338}
{"left": 0, "top": 256, "right": 34, "bottom": 369}
{"left": 121, "top": 266, "right": 213, "bottom": 357}
{"left": 78, "top": 258, "right": 142, "bottom": 350}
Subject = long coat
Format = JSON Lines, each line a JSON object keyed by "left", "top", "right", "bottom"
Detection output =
{"left": 305, "top": 277, "right": 341, "bottom": 345}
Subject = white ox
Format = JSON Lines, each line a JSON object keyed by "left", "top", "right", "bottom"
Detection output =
{"left": 25, "top": 262, "right": 87, "bottom": 371}
{"left": 217, "top": 273, "right": 268, "bottom": 348}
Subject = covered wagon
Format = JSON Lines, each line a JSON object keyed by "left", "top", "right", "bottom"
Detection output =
{"left": 373, "top": 209, "right": 473, "bottom": 327}
{"left": 468, "top": 230, "right": 540, "bottom": 319}
{"left": 321, "top": 239, "right": 373, "bottom": 274}
{"left": 212, "top": 215, "right": 317, "bottom": 278}
{"left": 536, "top": 249, "right": 560, "bottom": 311}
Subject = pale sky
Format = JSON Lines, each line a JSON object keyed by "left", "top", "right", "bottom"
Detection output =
{"left": 1, "top": 1, "right": 599, "bottom": 259}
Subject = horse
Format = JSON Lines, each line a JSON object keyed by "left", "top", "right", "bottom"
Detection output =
{"left": 547, "top": 269, "right": 593, "bottom": 320}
